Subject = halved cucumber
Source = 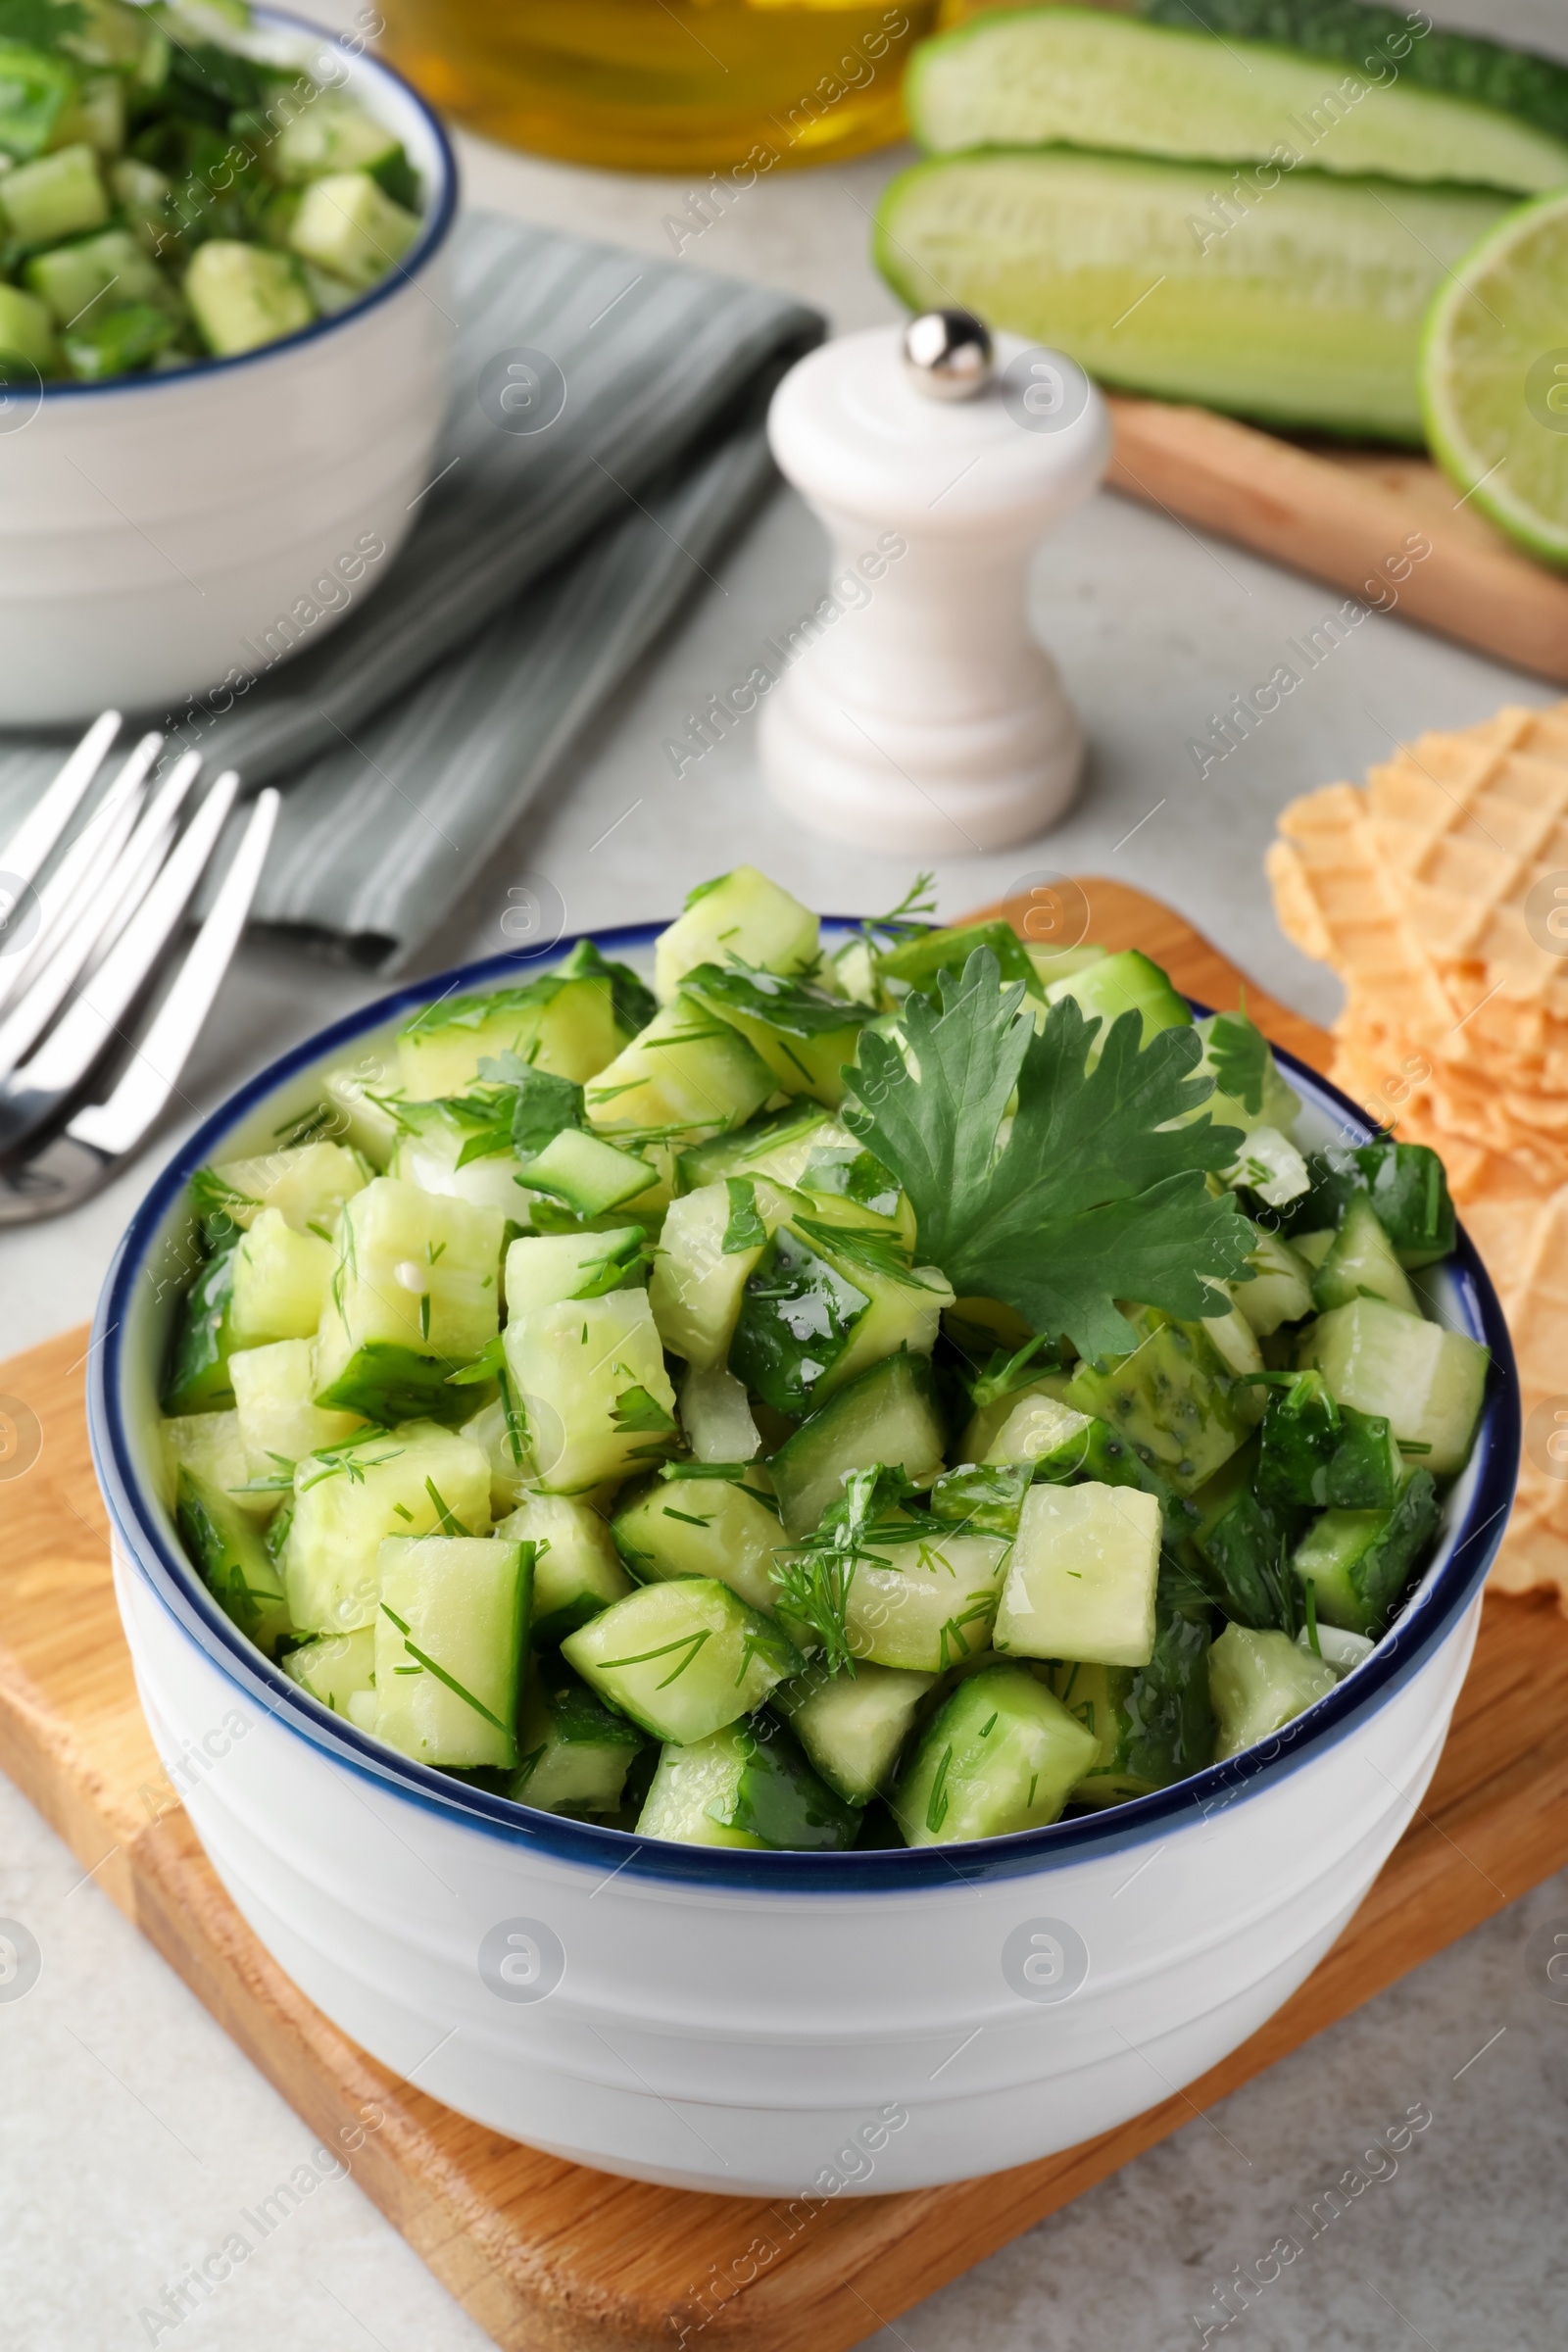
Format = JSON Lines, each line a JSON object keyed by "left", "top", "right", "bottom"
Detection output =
{"left": 876, "top": 148, "right": 1510, "bottom": 442}
{"left": 908, "top": 7, "right": 1568, "bottom": 193}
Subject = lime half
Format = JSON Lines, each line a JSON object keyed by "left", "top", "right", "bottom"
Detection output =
{"left": 1422, "top": 189, "right": 1568, "bottom": 569}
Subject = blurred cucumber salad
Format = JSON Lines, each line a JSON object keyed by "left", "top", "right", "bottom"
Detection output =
{"left": 0, "top": 0, "right": 422, "bottom": 383}
{"left": 879, "top": 1, "right": 1568, "bottom": 556}
{"left": 157, "top": 868, "right": 1490, "bottom": 1852}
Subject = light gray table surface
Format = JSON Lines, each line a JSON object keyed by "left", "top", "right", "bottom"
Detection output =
{"left": 4, "top": 4, "right": 1568, "bottom": 2346}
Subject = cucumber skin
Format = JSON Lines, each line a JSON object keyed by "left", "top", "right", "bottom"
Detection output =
{"left": 874, "top": 148, "right": 1509, "bottom": 444}
{"left": 1139, "top": 0, "right": 1568, "bottom": 147}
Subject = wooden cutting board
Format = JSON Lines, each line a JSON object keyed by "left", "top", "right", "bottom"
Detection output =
{"left": 1107, "top": 396, "right": 1568, "bottom": 686}
{"left": 3, "top": 879, "right": 1565, "bottom": 2352}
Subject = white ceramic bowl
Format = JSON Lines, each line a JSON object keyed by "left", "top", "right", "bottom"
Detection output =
{"left": 89, "top": 925, "right": 1520, "bottom": 2197}
{"left": 0, "top": 9, "right": 457, "bottom": 727}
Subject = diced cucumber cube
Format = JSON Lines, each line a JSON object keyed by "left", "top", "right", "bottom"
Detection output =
{"left": 373, "top": 1534, "right": 530, "bottom": 1770}
{"left": 769, "top": 1350, "right": 946, "bottom": 1541}
{"left": 287, "top": 169, "right": 419, "bottom": 291}
{"left": 505, "top": 1225, "right": 646, "bottom": 1322}
{"left": 1282, "top": 1142, "right": 1455, "bottom": 1269}
{"left": 320, "top": 1069, "right": 400, "bottom": 1168}
{"left": 981, "top": 1391, "right": 1091, "bottom": 1466}
{"left": 24, "top": 226, "right": 170, "bottom": 327}
{"left": 176, "top": 1466, "right": 293, "bottom": 1655}
{"left": 521, "top": 1125, "right": 657, "bottom": 1217}
{"left": 1193, "top": 1010, "right": 1301, "bottom": 1137}
{"left": 612, "top": 1471, "right": 783, "bottom": 1616}
{"left": 0, "top": 41, "right": 74, "bottom": 162}
{"left": 679, "top": 1362, "right": 760, "bottom": 1462}
{"left": 283, "top": 1625, "right": 376, "bottom": 1715}
{"left": 675, "top": 1099, "right": 834, "bottom": 1193}
{"left": 271, "top": 89, "right": 403, "bottom": 182}
{"left": 504, "top": 1288, "right": 677, "bottom": 1492}
{"left": 638, "top": 1716, "right": 859, "bottom": 1851}
{"left": 459, "top": 1394, "right": 531, "bottom": 1515}
{"left": 314, "top": 1177, "right": 504, "bottom": 1426}
{"left": 1294, "top": 1228, "right": 1336, "bottom": 1270}
{"left": 893, "top": 1662, "right": 1099, "bottom": 1844}
{"left": 399, "top": 972, "right": 618, "bottom": 1097}
{"left": 654, "top": 865, "right": 819, "bottom": 1004}
{"left": 229, "top": 1339, "right": 364, "bottom": 1488}
{"left": 728, "top": 1215, "right": 950, "bottom": 1420}
{"left": 563, "top": 1578, "right": 802, "bottom": 1743}
{"left": 230, "top": 1206, "right": 334, "bottom": 1346}
{"left": 956, "top": 1369, "right": 1069, "bottom": 1463}
{"left": 1209, "top": 1624, "right": 1338, "bottom": 1761}
{"left": 1311, "top": 1192, "right": 1420, "bottom": 1317}
{"left": 284, "top": 1420, "right": 491, "bottom": 1634}
{"left": 1233, "top": 1226, "right": 1314, "bottom": 1336}
{"left": 389, "top": 1101, "right": 532, "bottom": 1219}
{"left": 162, "top": 1245, "right": 239, "bottom": 1414}
{"left": 53, "top": 70, "right": 125, "bottom": 156}
{"left": 1255, "top": 1369, "right": 1401, "bottom": 1510}
{"left": 1, "top": 147, "right": 110, "bottom": 252}
{"left": 994, "top": 1481, "right": 1160, "bottom": 1668}
{"left": 880, "top": 917, "right": 1040, "bottom": 1001}
{"left": 681, "top": 964, "right": 872, "bottom": 1107}
{"left": 831, "top": 934, "right": 883, "bottom": 1006}
{"left": 109, "top": 155, "right": 172, "bottom": 251}
{"left": 300, "top": 261, "right": 360, "bottom": 317}
{"left": 840, "top": 1521, "right": 1010, "bottom": 1673}
{"left": 1049, "top": 1603, "right": 1215, "bottom": 1806}
{"left": 510, "top": 1651, "right": 645, "bottom": 1816}
{"left": 161, "top": 1407, "right": 270, "bottom": 1521}
{"left": 495, "top": 1489, "right": 630, "bottom": 1642}
{"left": 1067, "top": 1316, "right": 1251, "bottom": 1494}
{"left": 584, "top": 992, "right": 776, "bottom": 1145}
{"left": 1045, "top": 947, "right": 1192, "bottom": 1054}
{"left": 773, "top": 1657, "right": 934, "bottom": 1803}
{"left": 185, "top": 240, "right": 312, "bottom": 357}
{"left": 1025, "top": 941, "right": 1106, "bottom": 990}
{"left": 1291, "top": 1468, "right": 1439, "bottom": 1637}
{"left": 651, "top": 1181, "right": 777, "bottom": 1369}
{"left": 1297, "top": 1297, "right": 1488, "bottom": 1476}
{"left": 1198, "top": 1294, "right": 1265, "bottom": 1395}
{"left": 0, "top": 281, "right": 56, "bottom": 374}
{"left": 1227, "top": 1123, "right": 1310, "bottom": 1209}
{"left": 63, "top": 301, "right": 181, "bottom": 381}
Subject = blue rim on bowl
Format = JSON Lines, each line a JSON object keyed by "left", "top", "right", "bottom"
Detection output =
{"left": 88, "top": 923, "right": 1522, "bottom": 1893}
{"left": 27, "top": 5, "right": 459, "bottom": 403}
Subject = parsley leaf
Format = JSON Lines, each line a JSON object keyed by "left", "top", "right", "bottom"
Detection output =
{"left": 1207, "top": 1001, "right": 1269, "bottom": 1118}
{"left": 841, "top": 948, "right": 1254, "bottom": 1363}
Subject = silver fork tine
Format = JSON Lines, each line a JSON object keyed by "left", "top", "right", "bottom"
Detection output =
{"left": 17, "top": 768, "right": 240, "bottom": 1102}
{"left": 0, "top": 710, "right": 122, "bottom": 895}
{"left": 0, "top": 749, "right": 204, "bottom": 1080}
{"left": 69, "top": 790, "right": 280, "bottom": 1158}
{"left": 0, "top": 732, "right": 163, "bottom": 1020}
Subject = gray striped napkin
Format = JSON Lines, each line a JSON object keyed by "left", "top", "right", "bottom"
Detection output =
{"left": 0, "top": 213, "right": 822, "bottom": 967}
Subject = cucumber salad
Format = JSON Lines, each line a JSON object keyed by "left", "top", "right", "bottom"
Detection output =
{"left": 156, "top": 868, "right": 1491, "bottom": 1852}
{"left": 0, "top": 1, "right": 422, "bottom": 383}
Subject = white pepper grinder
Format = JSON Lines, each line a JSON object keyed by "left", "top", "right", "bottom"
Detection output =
{"left": 759, "top": 310, "right": 1110, "bottom": 855}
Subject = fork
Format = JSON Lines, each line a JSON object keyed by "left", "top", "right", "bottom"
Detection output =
{"left": 0, "top": 714, "right": 278, "bottom": 1223}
